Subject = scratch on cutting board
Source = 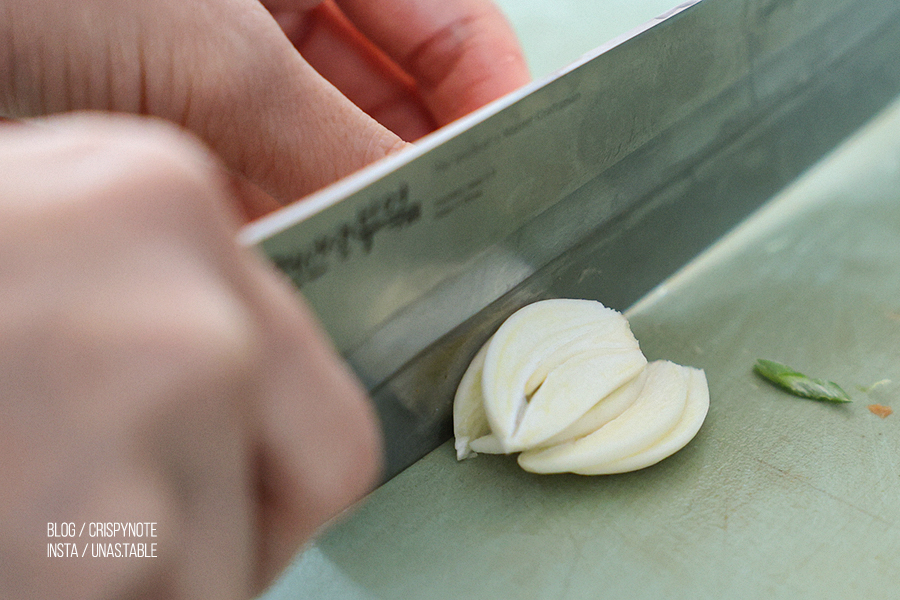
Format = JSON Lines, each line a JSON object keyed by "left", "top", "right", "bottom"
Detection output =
{"left": 745, "top": 454, "right": 896, "bottom": 528}
{"left": 716, "top": 436, "right": 897, "bottom": 529}
{"left": 865, "top": 417, "right": 900, "bottom": 484}
{"left": 555, "top": 531, "right": 583, "bottom": 600}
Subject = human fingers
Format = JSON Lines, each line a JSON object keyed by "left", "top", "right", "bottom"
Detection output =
{"left": 278, "top": 1, "right": 438, "bottom": 141}
{"left": 330, "top": 0, "right": 531, "bottom": 125}
{"left": 0, "top": 114, "right": 257, "bottom": 600}
{"left": 0, "top": 114, "right": 381, "bottom": 599}
{"left": 217, "top": 173, "right": 384, "bottom": 587}
{"left": 0, "top": 0, "right": 408, "bottom": 208}
{"left": 264, "top": 0, "right": 530, "bottom": 132}
{"left": 231, "top": 254, "right": 384, "bottom": 587}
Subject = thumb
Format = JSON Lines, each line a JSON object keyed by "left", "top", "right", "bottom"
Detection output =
{"left": 1, "top": 0, "right": 407, "bottom": 204}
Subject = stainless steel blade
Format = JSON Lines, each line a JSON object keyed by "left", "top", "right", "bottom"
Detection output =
{"left": 241, "top": 0, "right": 900, "bottom": 480}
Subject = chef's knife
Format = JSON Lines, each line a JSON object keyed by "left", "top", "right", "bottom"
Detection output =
{"left": 241, "top": 0, "right": 900, "bottom": 481}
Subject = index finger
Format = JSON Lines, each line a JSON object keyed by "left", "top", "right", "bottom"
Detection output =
{"left": 333, "top": 0, "right": 530, "bottom": 126}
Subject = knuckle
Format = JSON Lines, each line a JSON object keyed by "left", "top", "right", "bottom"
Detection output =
{"left": 4, "top": 113, "right": 228, "bottom": 224}
{"left": 92, "top": 117, "right": 226, "bottom": 216}
{"left": 168, "top": 285, "right": 262, "bottom": 386}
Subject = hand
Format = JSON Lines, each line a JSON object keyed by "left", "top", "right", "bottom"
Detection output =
{"left": 0, "top": 114, "right": 382, "bottom": 600}
{"left": 0, "top": 0, "right": 530, "bottom": 215}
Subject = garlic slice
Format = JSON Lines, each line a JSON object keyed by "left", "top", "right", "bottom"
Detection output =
{"left": 468, "top": 433, "right": 505, "bottom": 454}
{"left": 480, "top": 299, "right": 645, "bottom": 451}
{"left": 517, "top": 360, "right": 689, "bottom": 474}
{"left": 537, "top": 366, "right": 649, "bottom": 448}
{"left": 505, "top": 348, "right": 647, "bottom": 451}
{"left": 453, "top": 341, "right": 491, "bottom": 460}
{"left": 583, "top": 367, "right": 709, "bottom": 474}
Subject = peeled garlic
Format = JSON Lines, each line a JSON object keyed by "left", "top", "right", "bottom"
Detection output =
{"left": 453, "top": 343, "right": 491, "bottom": 460}
{"left": 453, "top": 299, "right": 709, "bottom": 475}
{"left": 583, "top": 367, "right": 709, "bottom": 475}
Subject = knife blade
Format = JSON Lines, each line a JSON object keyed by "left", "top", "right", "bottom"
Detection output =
{"left": 240, "top": 0, "right": 900, "bottom": 481}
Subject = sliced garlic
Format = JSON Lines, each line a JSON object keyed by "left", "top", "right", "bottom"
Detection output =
{"left": 517, "top": 361, "right": 690, "bottom": 474}
{"left": 583, "top": 367, "right": 709, "bottom": 475}
{"left": 452, "top": 299, "right": 709, "bottom": 476}
{"left": 537, "top": 366, "right": 649, "bottom": 448}
{"left": 468, "top": 362, "right": 648, "bottom": 456}
{"left": 480, "top": 299, "right": 646, "bottom": 451}
{"left": 453, "top": 341, "right": 491, "bottom": 460}
{"left": 468, "top": 433, "right": 505, "bottom": 454}
{"left": 505, "top": 348, "right": 647, "bottom": 451}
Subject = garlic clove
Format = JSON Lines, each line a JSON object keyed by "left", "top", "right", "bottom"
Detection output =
{"left": 536, "top": 366, "right": 649, "bottom": 448}
{"left": 453, "top": 341, "right": 491, "bottom": 460}
{"left": 481, "top": 299, "right": 642, "bottom": 449}
{"left": 506, "top": 348, "right": 647, "bottom": 451}
{"left": 584, "top": 367, "right": 709, "bottom": 474}
{"left": 519, "top": 314, "right": 641, "bottom": 395}
{"left": 517, "top": 361, "right": 689, "bottom": 474}
{"left": 468, "top": 433, "right": 505, "bottom": 454}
